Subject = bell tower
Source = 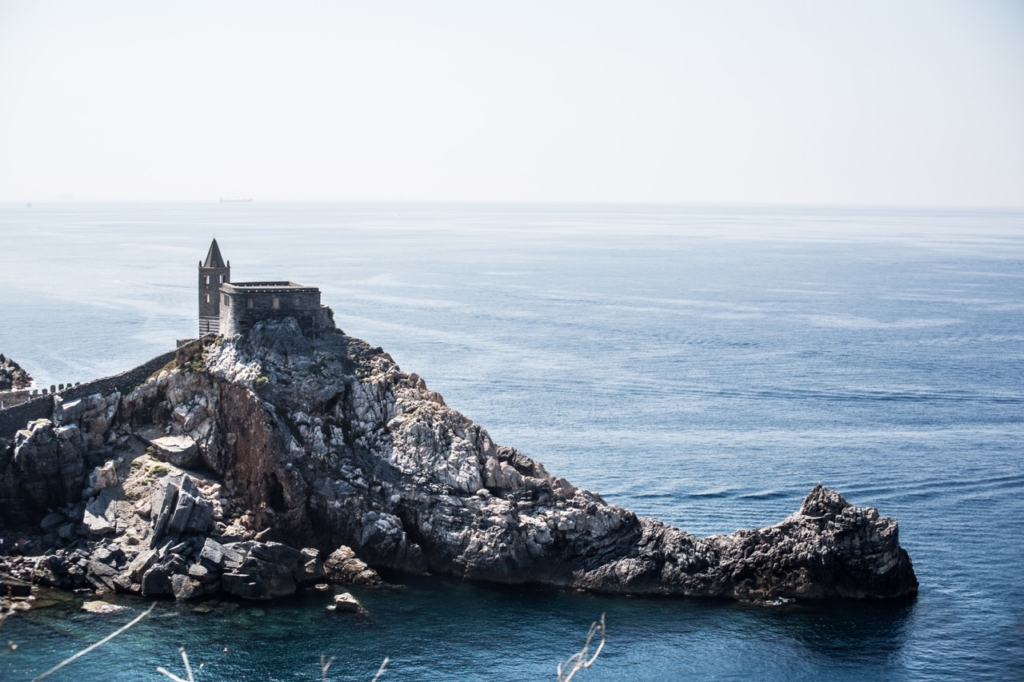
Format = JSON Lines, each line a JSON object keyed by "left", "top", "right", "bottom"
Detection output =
{"left": 199, "top": 238, "right": 230, "bottom": 334}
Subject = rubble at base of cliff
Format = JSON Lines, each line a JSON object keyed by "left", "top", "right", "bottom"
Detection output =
{"left": 0, "top": 318, "right": 918, "bottom": 613}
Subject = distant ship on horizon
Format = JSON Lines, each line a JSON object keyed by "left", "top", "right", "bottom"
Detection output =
{"left": 219, "top": 196, "right": 253, "bottom": 203}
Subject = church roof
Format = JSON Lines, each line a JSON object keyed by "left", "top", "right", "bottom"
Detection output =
{"left": 203, "top": 239, "right": 227, "bottom": 268}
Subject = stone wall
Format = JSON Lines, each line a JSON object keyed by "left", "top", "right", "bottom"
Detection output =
{"left": 0, "top": 381, "right": 86, "bottom": 409}
{"left": 0, "top": 396, "right": 52, "bottom": 439}
{"left": 0, "top": 339, "right": 206, "bottom": 439}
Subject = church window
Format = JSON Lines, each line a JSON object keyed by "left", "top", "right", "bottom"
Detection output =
{"left": 247, "top": 297, "right": 254, "bottom": 309}
{"left": 205, "top": 275, "right": 210, "bottom": 285}
{"left": 272, "top": 296, "right": 280, "bottom": 309}
{"left": 223, "top": 294, "right": 230, "bottom": 306}
{"left": 206, "top": 294, "right": 210, "bottom": 303}
{"left": 219, "top": 275, "right": 225, "bottom": 284}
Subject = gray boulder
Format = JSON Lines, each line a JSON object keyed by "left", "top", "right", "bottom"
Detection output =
{"left": 329, "top": 592, "right": 364, "bottom": 614}
{"left": 222, "top": 556, "right": 296, "bottom": 600}
{"left": 141, "top": 565, "right": 173, "bottom": 596}
{"left": 150, "top": 435, "right": 200, "bottom": 468}
{"left": 171, "top": 574, "right": 203, "bottom": 600}
{"left": 87, "top": 461, "right": 119, "bottom": 493}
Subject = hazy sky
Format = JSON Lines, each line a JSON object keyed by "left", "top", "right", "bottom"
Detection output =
{"left": 1, "top": 1, "right": 1022, "bottom": 205}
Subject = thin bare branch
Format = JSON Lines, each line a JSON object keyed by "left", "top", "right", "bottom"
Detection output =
{"left": 181, "top": 647, "right": 196, "bottom": 682}
{"left": 556, "top": 614, "right": 606, "bottom": 682}
{"left": 31, "top": 603, "right": 155, "bottom": 681}
{"left": 321, "top": 654, "right": 336, "bottom": 681}
{"left": 157, "top": 646, "right": 195, "bottom": 682}
{"left": 370, "top": 656, "right": 389, "bottom": 682}
{"left": 155, "top": 666, "right": 190, "bottom": 682}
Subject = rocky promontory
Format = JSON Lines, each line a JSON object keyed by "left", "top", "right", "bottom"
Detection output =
{"left": 0, "top": 319, "right": 918, "bottom": 603}
{"left": 0, "top": 354, "right": 32, "bottom": 392}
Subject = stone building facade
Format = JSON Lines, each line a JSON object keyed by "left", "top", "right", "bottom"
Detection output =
{"left": 198, "top": 240, "right": 329, "bottom": 336}
{"left": 219, "top": 282, "right": 328, "bottom": 336}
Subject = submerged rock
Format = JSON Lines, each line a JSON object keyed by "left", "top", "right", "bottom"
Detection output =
{"left": 81, "top": 600, "right": 128, "bottom": 614}
{"left": 0, "top": 318, "right": 917, "bottom": 602}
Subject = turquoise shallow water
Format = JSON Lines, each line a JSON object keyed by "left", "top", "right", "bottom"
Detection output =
{"left": 0, "top": 203, "right": 1022, "bottom": 680}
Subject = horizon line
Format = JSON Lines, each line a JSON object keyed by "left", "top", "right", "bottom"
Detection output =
{"left": 1, "top": 199, "right": 1023, "bottom": 213}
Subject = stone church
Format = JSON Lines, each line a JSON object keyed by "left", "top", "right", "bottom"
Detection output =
{"left": 198, "top": 239, "right": 329, "bottom": 336}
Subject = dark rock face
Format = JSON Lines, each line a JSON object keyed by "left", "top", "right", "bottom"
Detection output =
{"left": 0, "top": 318, "right": 917, "bottom": 601}
{"left": 2, "top": 419, "right": 86, "bottom": 524}
{"left": 0, "top": 354, "right": 32, "bottom": 391}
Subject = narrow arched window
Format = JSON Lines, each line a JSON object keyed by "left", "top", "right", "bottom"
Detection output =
{"left": 219, "top": 275, "right": 224, "bottom": 284}
{"left": 206, "top": 294, "right": 210, "bottom": 303}
{"left": 205, "top": 275, "right": 210, "bottom": 285}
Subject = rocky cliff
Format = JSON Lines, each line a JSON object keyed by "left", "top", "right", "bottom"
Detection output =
{"left": 0, "top": 319, "right": 918, "bottom": 602}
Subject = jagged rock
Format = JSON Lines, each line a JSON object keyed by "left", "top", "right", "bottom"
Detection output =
{"left": 82, "top": 490, "right": 120, "bottom": 539}
{"left": 86, "top": 560, "right": 119, "bottom": 591}
{"left": 53, "top": 396, "right": 89, "bottom": 427}
{"left": 113, "top": 573, "right": 139, "bottom": 593}
{"left": 250, "top": 541, "right": 302, "bottom": 568}
{"left": 87, "top": 461, "right": 119, "bottom": 493}
{"left": 0, "top": 354, "right": 32, "bottom": 391}
{"left": 2, "top": 419, "right": 85, "bottom": 524}
{"left": 323, "top": 546, "right": 383, "bottom": 587}
{"left": 40, "top": 511, "right": 65, "bottom": 532}
{"left": 150, "top": 475, "right": 213, "bottom": 545}
{"left": 187, "top": 561, "right": 218, "bottom": 583}
{"left": 198, "top": 538, "right": 225, "bottom": 567}
{"left": 297, "top": 547, "right": 326, "bottom": 583}
{"left": 93, "top": 544, "right": 124, "bottom": 565}
{"left": 222, "top": 556, "right": 296, "bottom": 600}
{"left": 33, "top": 554, "right": 69, "bottom": 587}
{"left": 128, "top": 549, "right": 159, "bottom": 581}
{"left": 150, "top": 478, "right": 178, "bottom": 546}
{"left": 150, "top": 435, "right": 200, "bottom": 468}
{"left": 220, "top": 542, "right": 247, "bottom": 569}
{"left": 167, "top": 485, "right": 196, "bottom": 535}
{"left": 82, "top": 509, "right": 114, "bottom": 536}
{"left": 171, "top": 574, "right": 203, "bottom": 600}
{"left": 141, "top": 565, "right": 173, "bottom": 596}
{"left": 0, "top": 573, "right": 32, "bottom": 597}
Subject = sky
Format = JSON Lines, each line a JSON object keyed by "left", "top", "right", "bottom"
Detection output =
{"left": 0, "top": 1, "right": 1022, "bottom": 206}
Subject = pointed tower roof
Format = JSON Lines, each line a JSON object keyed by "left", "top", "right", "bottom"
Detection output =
{"left": 203, "top": 239, "right": 226, "bottom": 268}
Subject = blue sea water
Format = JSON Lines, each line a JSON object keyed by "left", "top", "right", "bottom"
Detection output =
{"left": 0, "top": 203, "right": 1022, "bottom": 681}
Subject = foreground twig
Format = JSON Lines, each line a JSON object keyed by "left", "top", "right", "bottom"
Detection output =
{"left": 556, "top": 614, "right": 606, "bottom": 682}
{"left": 156, "top": 646, "right": 196, "bottom": 682}
{"left": 30, "top": 603, "right": 156, "bottom": 681}
{"left": 321, "top": 654, "right": 336, "bottom": 681}
{"left": 370, "top": 656, "right": 389, "bottom": 682}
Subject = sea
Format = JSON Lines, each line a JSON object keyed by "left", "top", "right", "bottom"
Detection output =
{"left": 0, "top": 203, "right": 1022, "bottom": 681}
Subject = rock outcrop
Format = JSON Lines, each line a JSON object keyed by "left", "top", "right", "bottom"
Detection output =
{"left": 0, "top": 318, "right": 917, "bottom": 601}
{"left": 0, "top": 354, "right": 32, "bottom": 391}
